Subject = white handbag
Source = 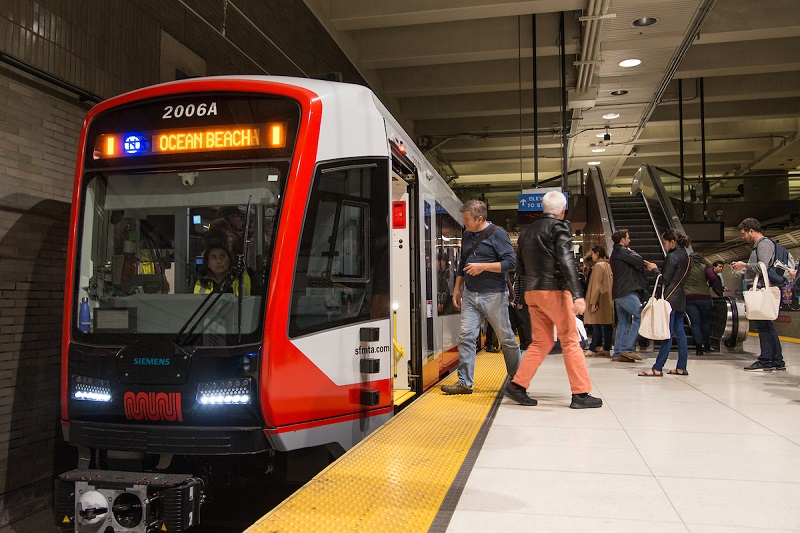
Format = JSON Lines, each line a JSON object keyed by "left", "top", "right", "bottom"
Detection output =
{"left": 744, "top": 262, "right": 781, "bottom": 320}
{"left": 639, "top": 274, "right": 672, "bottom": 340}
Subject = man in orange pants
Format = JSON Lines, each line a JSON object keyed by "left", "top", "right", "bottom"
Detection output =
{"left": 503, "top": 191, "right": 603, "bottom": 409}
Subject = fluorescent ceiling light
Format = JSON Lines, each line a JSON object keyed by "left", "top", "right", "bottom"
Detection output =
{"left": 588, "top": 161, "right": 601, "bottom": 165}
{"left": 602, "top": 112, "right": 620, "bottom": 120}
{"left": 591, "top": 148, "right": 606, "bottom": 153}
{"left": 619, "top": 59, "right": 642, "bottom": 68}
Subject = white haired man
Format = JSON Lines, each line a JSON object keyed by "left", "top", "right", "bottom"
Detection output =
{"left": 503, "top": 191, "right": 602, "bottom": 408}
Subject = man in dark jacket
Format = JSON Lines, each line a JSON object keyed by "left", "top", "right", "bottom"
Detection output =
{"left": 502, "top": 191, "right": 602, "bottom": 409}
{"left": 609, "top": 229, "right": 657, "bottom": 362}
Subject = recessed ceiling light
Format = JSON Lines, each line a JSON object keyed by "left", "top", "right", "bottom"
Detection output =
{"left": 610, "top": 89, "right": 629, "bottom": 96}
{"left": 602, "top": 112, "right": 620, "bottom": 120}
{"left": 619, "top": 59, "right": 641, "bottom": 68}
{"left": 591, "top": 147, "right": 606, "bottom": 153}
{"left": 632, "top": 17, "right": 658, "bottom": 27}
{"left": 588, "top": 161, "right": 601, "bottom": 165}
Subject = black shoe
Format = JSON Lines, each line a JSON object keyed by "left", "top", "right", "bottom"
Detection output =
{"left": 773, "top": 362, "right": 787, "bottom": 371}
{"left": 744, "top": 361, "right": 774, "bottom": 372}
{"left": 570, "top": 393, "right": 603, "bottom": 409}
{"left": 502, "top": 383, "right": 538, "bottom": 406}
{"left": 695, "top": 346, "right": 704, "bottom": 356}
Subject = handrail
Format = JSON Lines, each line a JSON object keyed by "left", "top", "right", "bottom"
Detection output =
{"left": 638, "top": 189, "right": 667, "bottom": 255}
{"left": 590, "top": 167, "right": 615, "bottom": 254}
{"left": 631, "top": 164, "right": 693, "bottom": 253}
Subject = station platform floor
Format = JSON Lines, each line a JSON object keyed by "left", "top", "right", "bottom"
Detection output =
{"left": 3, "top": 337, "right": 799, "bottom": 533}
{"left": 248, "top": 335, "right": 800, "bottom": 533}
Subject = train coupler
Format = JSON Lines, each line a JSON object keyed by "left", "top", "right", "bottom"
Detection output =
{"left": 54, "top": 469, "right": 203, "bottom": 532}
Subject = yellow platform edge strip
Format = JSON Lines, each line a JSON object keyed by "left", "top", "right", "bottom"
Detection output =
{"left": 747, "top": 331, "right": 800, "bottom": 344}
{"left": 244, "top": 350, "right": 507, "bottom": 533}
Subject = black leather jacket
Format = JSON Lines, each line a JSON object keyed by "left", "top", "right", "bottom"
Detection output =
{"left": 517, "top": 214, "right": 583, "bottom": 298}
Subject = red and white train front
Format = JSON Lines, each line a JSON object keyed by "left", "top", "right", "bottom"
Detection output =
{"left": 55, "top": 77, "right": 420, "bottom": 532}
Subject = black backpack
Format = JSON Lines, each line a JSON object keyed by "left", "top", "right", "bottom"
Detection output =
{"left": 767, "top": 239, "right": 793, "bottom": 286}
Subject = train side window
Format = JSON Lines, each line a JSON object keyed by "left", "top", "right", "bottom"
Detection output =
{"left": 435, "top": 203, "right": 462, "bottom": 316}
{"left": 289, "top": 160, "right": 390, "bottom": 338}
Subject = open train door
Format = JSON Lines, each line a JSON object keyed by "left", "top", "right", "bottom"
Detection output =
{"left": 389, "top": 148, "right": 422, "bottom": 410}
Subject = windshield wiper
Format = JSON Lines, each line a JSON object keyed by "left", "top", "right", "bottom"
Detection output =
{"left": 174, "top": 267, "right": 244, "bottom": 347}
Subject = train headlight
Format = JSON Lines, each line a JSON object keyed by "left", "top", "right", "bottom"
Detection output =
{"left": 72, "top": 375, "right": 112, "bottom": 402}
{"left": 196, "top": 378, "right": 251, "bottom": 405}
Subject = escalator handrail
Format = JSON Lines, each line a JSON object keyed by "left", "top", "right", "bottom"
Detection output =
{"left": 590, "top": 167, "right": 615, "bottom": 255}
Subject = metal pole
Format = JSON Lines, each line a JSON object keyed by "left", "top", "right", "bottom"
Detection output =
{"left": 679, "top": 79, "right": 685, "bottom": 220}
{"left": 532, "top": 14, "right": 539, "bottom": 187}
{"left": 559, "top": 12, "right": 568, "bottom": 191}
{"left": 700, "top": 77, "right": 707, "bottom": 220}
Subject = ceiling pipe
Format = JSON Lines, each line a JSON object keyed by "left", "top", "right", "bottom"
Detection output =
{"left": 585, "top": 0, "right": 611, "bottom": 91}
{"left": 631, "top": 0, "right": 717, "bottom": 141}
{"left": 575, "top": 0, "right": 597, "bottom": 92}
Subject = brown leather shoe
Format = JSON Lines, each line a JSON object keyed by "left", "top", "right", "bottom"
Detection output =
{"left": 620, "top": 351, "right": 642, "bottom": 361}
{"left": 596, "top": 349, "right": 612, "bottom": 357}
{"left": 441, "top": 382, "right": 473, "bottom": 395}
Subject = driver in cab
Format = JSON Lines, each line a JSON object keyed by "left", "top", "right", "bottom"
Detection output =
{"left": 194, "top": 241, "right": 251, "bottom": 296}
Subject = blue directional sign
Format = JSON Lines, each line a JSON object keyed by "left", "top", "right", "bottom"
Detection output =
{"left": 518, "top": 192, "right": 569, "bottom": 212}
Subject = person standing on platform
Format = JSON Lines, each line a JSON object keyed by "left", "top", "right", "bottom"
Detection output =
{"left": 609, "top": 229, "right": 658, "bottom": 363}
{"left": 512, "top": 259, "right": 532, "bottom": 351}
{"left": 442, "top": 200, "right": 520, "bottom": 395}
{"left": 684, "top": 250, "right": 719, "bottom": 355}
{"left": 711, "top": 260, "right": 727, "bottom": 296}
{"left": 638, "top": 229, "right": 691, "bottom": 377}
{"left": 584, "top": 245, "right": 614, "bottom": 357}
{"left": 731, "top": 218, "right": 787, "bottom": 371}
{"left": 503, "top": 191, "right": 602, "bottom": 409}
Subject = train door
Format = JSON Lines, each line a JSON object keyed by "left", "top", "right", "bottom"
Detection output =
{"left": 419, "top": 194, "right": 439, "bottom": 390}
{"left": 390, "top": 171, "right": 414, "bottom": 407}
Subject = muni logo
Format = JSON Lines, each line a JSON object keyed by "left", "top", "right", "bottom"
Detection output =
{"left": 123, "top": 392, "right": 183, "bottom": 422}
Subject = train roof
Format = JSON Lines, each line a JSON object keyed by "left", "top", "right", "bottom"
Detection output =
{"left": 98, "top": 75, "right": 461, "bottom": 210}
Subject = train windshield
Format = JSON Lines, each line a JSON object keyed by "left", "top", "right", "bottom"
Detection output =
{"left": 73, "top": 163, "right": 285, "bottom": 346}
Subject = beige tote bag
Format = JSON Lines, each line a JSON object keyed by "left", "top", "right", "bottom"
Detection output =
{"left": 744, "top": 262, "right": 781, "bottom": 321}
{"left": 639, "top": 274, "right": 672, "bottom": 340}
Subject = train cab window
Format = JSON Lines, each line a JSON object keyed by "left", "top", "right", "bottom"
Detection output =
{"left": 289, "top": 160, "right": 390, "bottom": 337}
{"left": 73, "top": 164, "right": 286, "bottom": 344}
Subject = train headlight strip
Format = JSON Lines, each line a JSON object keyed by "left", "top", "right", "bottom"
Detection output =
{"left": 72, "top": 375, "right": 112, "bottom": 402}
{"left": 196, "top": 378, "right": 251, "bottom": 405}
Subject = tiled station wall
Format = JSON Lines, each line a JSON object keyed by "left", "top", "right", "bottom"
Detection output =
{"left": 0, "top": 0, "right": 364, "bottom": 525}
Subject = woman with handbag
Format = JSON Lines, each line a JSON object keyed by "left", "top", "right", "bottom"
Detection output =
{"left": 639, "top": 229, "right": 691, "bottom": 377}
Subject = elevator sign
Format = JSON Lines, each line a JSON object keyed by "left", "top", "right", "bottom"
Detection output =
{"left": 518, "top": 192, "right": 569, "bottom": 212}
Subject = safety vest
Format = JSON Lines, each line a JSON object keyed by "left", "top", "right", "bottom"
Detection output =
{"left": 193, "top": 271, "right": 251, "bottom": 296}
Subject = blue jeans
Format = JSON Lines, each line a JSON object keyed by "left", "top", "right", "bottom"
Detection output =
{"left": 457, "top": 289, "right": 521, "bottom": 387}
{"left": 685, "top": 299, "right": 712, "bottom": 347}
{"left": 653, "top": 310, "right": 689, "bottom": 371}
{"left": 614, "top": 292, "right": 642, "bottom": 356}
{"left": 753, "top": 319, "right": 783, "bottom": 365}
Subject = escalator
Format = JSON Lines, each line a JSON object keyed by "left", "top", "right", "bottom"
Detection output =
{"left": 607, "top": 195, "right": 663, "bottom": 264}
{"left": 584, "top": 164, "right": 748, "bottom": 350}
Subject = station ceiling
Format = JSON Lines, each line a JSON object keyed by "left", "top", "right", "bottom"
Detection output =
{"left": 304, "top": 0, "right": 800, "bottom": 210}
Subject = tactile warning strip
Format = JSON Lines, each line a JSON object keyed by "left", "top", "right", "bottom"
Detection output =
{"left": 244, "top": 350, "right": 508, "bottom": 532}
